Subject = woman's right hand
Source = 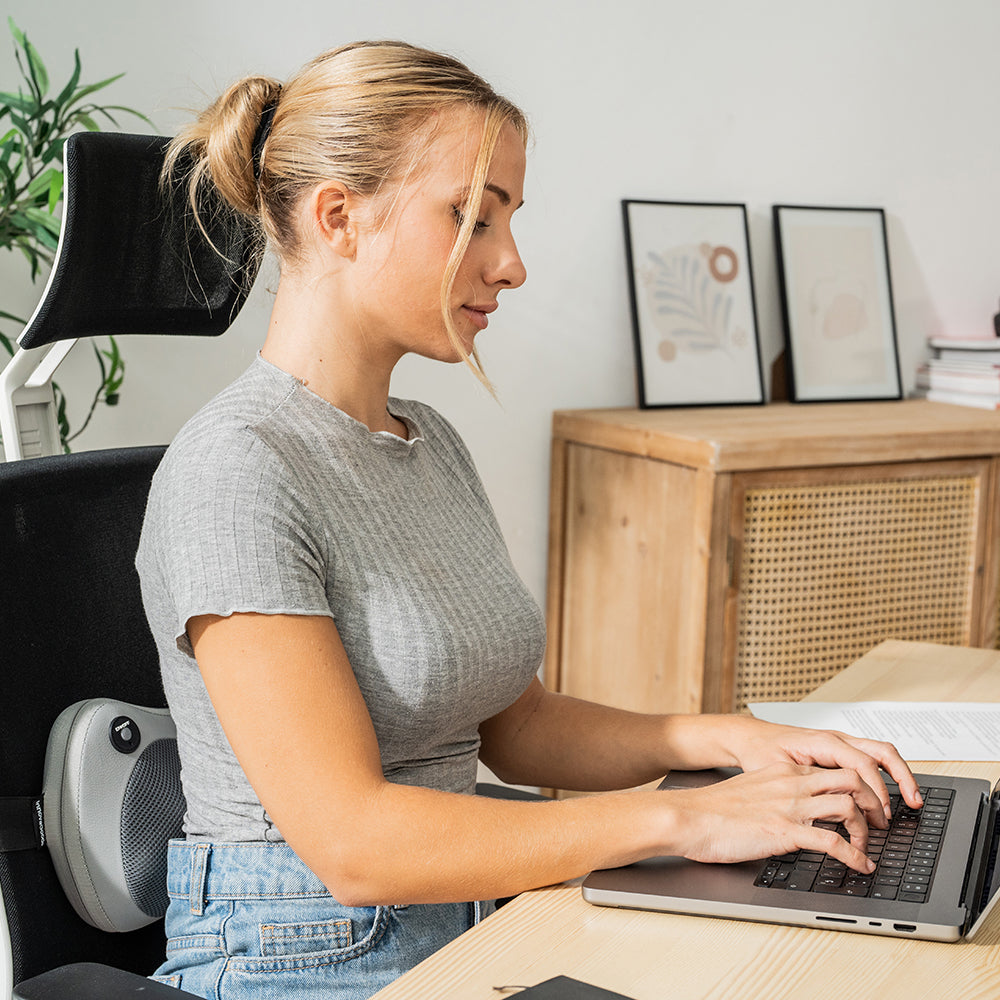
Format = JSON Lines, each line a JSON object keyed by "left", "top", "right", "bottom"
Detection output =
{"left": 668, "top": 763, "right": 885, "bottom": 873}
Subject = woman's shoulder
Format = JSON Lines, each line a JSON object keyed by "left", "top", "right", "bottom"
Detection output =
{"left": 153, "top": 361, "right": 299, "bottom": 500}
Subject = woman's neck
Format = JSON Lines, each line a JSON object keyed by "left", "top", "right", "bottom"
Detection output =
{"left": 260, "top": 271, "right": 406, "bottom": 437}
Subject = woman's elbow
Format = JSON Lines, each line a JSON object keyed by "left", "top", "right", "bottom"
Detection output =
{"left": 307, "top": 849, "right": 410, "bottom": 908}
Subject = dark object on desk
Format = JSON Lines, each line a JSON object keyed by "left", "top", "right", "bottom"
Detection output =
{"left": 505, "top": 975, "right": 635, "bottom": 999}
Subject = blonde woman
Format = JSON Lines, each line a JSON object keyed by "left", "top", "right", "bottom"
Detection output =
{"left": 136, "top": 41, "right": 921, "bottom": 999}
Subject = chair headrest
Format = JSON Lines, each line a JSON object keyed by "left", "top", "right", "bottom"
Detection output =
{"left": 42, "top": 699, "right": 185, "bottom": 933}
{"left": 20, "top": 131, "right": 263, "bottom": 351}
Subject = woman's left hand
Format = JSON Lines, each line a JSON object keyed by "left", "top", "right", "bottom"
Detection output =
{"left": 725, "top": 716, "right": 923, "bottom": 823}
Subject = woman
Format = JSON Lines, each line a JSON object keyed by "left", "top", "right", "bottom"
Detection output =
{"left": 136, "top": 41, "right": 921, "bottom": 999}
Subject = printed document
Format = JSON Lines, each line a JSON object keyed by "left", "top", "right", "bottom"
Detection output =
{"left": 748, "top": 702, "right": 1000, "bottom": 761}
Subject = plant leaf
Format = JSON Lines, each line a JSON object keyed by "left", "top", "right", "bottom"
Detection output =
{"left": 23, "top": 34, "right": 50, "bottom": 99}
{"left": 0, "top": 89, "right": 37, "bottom": 113}
{"left": 94, "top": 103, "right": 153, "bottom": 127}
{"left": 25, "top": 165, "right": 58, "bottom": 199}
{"left": 14, "top": 37, "right": 48, "bottom": 104}
{"left": 6, "top": 17, "right": 25, "bottom": 48}
{"left": 74, "top": 111, "right": 99, "bottom": 131}
{"left": 47, "top": 168, "right": 62, "bottom": 212}
{"left": 65, "top": 72, "right": 125, "bottom": 109}
{"left": 54, "top": 48, "right": 82, "bottom": 108}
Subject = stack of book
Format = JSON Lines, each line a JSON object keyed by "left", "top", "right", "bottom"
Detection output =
{"left": 916, "top": 338, "right": 1000, "bottom": 410}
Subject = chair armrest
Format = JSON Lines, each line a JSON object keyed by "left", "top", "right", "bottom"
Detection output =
{"left": 13, "top": 963, "right": 201, "bottom": 1000}
{"left": 476, "top": 782, "right": 548, "bottom": 802}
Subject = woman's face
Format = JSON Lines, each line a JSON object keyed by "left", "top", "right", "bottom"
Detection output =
{"left": 347, "top": 107, "right": 527, "bottom": 364}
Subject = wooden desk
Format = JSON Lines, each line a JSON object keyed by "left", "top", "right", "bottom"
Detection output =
{"left": 373, "top": 641, "right": 1000, "bottom": 999}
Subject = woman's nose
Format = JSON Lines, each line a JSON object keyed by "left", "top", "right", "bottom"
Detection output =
{"left": 488, "top": 233, "right": 527, "bottom": 289}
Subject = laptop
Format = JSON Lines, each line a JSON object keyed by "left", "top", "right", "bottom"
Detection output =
{"left": 582, "top": 767, "right": 1000, "bottom": 942}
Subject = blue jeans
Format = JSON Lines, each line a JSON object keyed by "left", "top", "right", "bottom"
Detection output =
{"left": 151, "top": 841, "right": 493, "bottom": 1000}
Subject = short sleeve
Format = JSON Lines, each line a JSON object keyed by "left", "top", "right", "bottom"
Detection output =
{"left": 139, "top": 424, "right": 333, "bottom": 658}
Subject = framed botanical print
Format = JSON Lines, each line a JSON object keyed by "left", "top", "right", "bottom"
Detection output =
{"left": 622, "top": 199, "right": 764, "bottom": 408}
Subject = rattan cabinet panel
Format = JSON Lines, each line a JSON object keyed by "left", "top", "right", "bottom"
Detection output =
{"left": 545, "top": 402, "right": 1000, "bottom": 717}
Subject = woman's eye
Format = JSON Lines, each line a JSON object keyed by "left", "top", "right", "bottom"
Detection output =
{"left": 452, "top": 206, "right": 490, "bottom": 232}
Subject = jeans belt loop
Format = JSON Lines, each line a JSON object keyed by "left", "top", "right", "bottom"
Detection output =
{"left": 189, "top": 843, "right": 211, "bottom": 915}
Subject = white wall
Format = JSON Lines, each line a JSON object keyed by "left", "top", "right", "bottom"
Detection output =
{"left": 3, "top": 0, "right": 999, "bottom": 607}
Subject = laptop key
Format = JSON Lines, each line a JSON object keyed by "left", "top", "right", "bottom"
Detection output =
{"left": 870, "top": 887, "right": 898, "bottom": 899}
{"left": 786, "top": 873, "right": 816, "bottom": 891}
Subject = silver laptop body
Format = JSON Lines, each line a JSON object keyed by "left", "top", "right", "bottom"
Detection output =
{"left": 582, "top": 769, "right": 1000, "bottom": 943}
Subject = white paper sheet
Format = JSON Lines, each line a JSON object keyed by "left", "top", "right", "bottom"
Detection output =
{"left": 747, "top": 702, "right": 1000, "bottom": 761}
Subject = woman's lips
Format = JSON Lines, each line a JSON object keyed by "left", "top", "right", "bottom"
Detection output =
{"left": 462, "top": 304, "right": 496, "bottom": 331}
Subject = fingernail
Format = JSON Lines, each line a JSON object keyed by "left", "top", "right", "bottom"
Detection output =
{"left": 866, "top": 859, "right": 876, "bottom": 873}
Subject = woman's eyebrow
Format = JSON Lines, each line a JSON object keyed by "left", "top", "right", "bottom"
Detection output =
{"left": 456, "top": 183, "right": 525, "bottom": 210}
{"left": 486, "top": 183, "right": 511, "bottom": 206}
{"left": 484, "top": 183, "right": 525, "bottom": 209}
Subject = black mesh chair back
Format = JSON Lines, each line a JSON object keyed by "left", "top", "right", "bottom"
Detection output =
{"left": 0, "top": 446, "right": 169, "bottom": 983}
{"left": 20, "top": 131, "right": 262, "bottom": 350}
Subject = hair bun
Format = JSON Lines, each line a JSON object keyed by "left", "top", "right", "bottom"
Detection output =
{"left": 165, "top": 75, "right": 282, "bottom": 220}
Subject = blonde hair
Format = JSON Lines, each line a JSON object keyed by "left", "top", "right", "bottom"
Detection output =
{"left": 164, "top": 41, "right": 528, "bottom": 385}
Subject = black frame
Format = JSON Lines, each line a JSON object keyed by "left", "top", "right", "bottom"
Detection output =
{"left": 773, "top": 204, "right": 902, "bottom": 403}
{"left": 622, "top": 199, "right": 765, "bottom": 409}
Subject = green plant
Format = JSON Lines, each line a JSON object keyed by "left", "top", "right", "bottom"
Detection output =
{"left": 0, "top": 18, "right": 148, "bottom": 450}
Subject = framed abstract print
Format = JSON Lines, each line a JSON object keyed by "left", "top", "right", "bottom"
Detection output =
{"left": 773, "top": 205, "right": 902, "bottom": 403}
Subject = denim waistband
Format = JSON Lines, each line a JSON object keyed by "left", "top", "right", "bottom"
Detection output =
{"left": 166, "top": 838, "right": 492, "bottom": 927}
{"left": 166, "top": 840, "right": 333, "bottom": 915}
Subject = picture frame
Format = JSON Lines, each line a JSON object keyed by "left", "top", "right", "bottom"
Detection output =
{"left": 773, "top": 205, "right": 902, "bottom": 403}
{"left": 622, "top": 199, "right": 764, "bottom": 408}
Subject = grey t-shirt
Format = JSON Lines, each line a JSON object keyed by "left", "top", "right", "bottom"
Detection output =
{"left": 136, "top": 356, "right": 546, "bottom": 842}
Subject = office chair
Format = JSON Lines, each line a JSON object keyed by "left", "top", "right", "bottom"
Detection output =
{"left": 0, "top": 131, "right": 261, "bottom": 999}
{"left": 0, "top": 129, "right": 542, "bottom": 1000}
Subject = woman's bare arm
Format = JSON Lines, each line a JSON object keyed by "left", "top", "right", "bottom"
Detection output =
{"left": 189, "top": 612, "right": 908, "bottom": 907}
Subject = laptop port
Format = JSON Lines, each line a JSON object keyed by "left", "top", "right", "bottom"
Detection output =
{"left": 893, "top": 923, "right": 917, "bottom": 933}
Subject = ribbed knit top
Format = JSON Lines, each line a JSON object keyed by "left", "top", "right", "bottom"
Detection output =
{"left": 136, "top": 356, "right": 545, "bottom": 842}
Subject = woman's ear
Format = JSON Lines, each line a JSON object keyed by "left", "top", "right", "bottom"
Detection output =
{"left": 311, "top": 181, "right": 358, "bottom": 259}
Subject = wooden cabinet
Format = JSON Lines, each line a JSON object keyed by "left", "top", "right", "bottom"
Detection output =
{"left": 544, "top": 400, "right": 1000, "bottom": 716}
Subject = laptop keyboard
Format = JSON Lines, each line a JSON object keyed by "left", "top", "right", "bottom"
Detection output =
{"left": 754, "top": 784, "right": 954, "bottom": 903}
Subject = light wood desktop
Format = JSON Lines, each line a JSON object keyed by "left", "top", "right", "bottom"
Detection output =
{"left": 372, "top": 640, "right": 1000, "bottom": 999}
